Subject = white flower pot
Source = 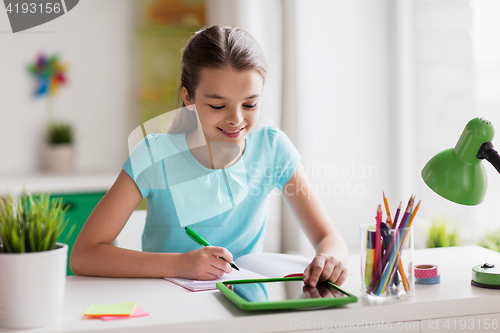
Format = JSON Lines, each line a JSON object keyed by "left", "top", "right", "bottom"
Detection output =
{"left": 44, "top": 144, "right": 75, "bottom": 174}
{"left": 0, "top": 244, "right": 68, "bottom": 329}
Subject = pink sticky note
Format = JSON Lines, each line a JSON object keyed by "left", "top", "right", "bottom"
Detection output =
{"left": 98, "top": 307, "right": 149, "bottom": 321}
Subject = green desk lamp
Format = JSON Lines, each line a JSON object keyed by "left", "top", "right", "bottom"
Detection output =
{"left": 422, "top": 117, "right": 500, "bottom": 288}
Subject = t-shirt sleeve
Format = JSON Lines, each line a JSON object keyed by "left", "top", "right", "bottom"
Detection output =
{"left": 266, "top": 126, "right": 302, "bottom": 190}
{"left": 122, "top": 137, "right": 154, "bottom": 199}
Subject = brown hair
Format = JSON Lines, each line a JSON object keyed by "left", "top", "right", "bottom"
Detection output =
{"left": 168, "top": 25, "right": 268, "bottom": 134}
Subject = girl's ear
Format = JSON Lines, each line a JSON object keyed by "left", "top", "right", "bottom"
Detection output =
{"left": 182, "top": 87, "right": 195, "bottom": 111}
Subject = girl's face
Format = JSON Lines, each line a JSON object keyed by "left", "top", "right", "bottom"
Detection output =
{"left": 183, "top": 68, "right": 263, "bottom": 149}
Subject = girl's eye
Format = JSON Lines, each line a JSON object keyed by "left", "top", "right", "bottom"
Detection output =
{"left": 209, "top": 105, "right": 225, "bottom": 110}
{"left": 244, "top": 103, "right": 258, "bottom": 109}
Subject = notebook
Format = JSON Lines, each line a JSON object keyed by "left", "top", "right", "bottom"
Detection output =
{"left": 164, "top": 252, "right": 310, "bottom": 291}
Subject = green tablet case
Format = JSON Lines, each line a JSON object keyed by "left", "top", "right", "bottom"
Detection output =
{"left": 216, "top": 276, "right": 358, "bottom": 311}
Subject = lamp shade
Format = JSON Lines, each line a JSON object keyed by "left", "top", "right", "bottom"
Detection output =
{"left": 421, "top": 118, "right": 495, "bottom": 205}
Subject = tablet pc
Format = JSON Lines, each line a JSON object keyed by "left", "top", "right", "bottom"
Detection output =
{"left": 216, "top": 276, "right": 358, "bottom": 311}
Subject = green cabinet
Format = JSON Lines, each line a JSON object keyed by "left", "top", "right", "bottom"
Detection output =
{"left": 51, "top": 192, "right": 106, "bottom": 275}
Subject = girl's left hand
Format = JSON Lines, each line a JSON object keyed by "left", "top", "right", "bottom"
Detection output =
{"left": 303, "top": 253, "right": 348, "bottom": 287}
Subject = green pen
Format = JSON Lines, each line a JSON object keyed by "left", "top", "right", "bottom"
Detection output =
{"left": 184, "top": 227, "right": 240, "bottom": 271}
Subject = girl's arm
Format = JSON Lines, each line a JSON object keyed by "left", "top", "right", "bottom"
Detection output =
{"left": 282, "top": 163, "right": 349, "bottom": 286}
{"left": 70, "top": 170, "right": 233, "bottom": 279}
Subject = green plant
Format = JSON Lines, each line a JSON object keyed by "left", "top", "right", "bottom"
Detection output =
{"left": 478, "top": 229, "right": 500, "bottom": 252}
{"left": 0, "top": 191, "right": 74, "bottom": 253}
{"left": 426, "top": 219, "right": 460, "bottom": 248}
{"left": 47, "top": 122, "right": 73, "bottom": 145}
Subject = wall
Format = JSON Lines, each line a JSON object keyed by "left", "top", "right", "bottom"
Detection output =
{"left": 0, "top": 1, "right": 137, "bottom": 176}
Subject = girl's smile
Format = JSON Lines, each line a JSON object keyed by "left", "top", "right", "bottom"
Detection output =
{"left": 217, "top": 126, "right": 246, "bottom": 138}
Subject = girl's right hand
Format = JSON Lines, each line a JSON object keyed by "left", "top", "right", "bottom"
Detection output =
{"left": 178, "top": 246, "right": 233, "bottom": 280}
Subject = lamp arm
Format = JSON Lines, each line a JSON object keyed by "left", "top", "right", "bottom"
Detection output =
{"left": 477, "top": 142, "right": 500, "bottom": 174}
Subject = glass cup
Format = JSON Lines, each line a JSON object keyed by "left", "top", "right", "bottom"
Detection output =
{"left": 360, "top": 223, "right": 414, "bottom": 301}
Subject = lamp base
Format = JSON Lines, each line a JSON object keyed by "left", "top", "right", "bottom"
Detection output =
{"left": 471, "top": 280, "right": 500, "bottom": 289}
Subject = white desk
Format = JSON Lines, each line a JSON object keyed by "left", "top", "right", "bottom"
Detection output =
{"left": 2, "top": 246, "right": 500, "bottom": 333}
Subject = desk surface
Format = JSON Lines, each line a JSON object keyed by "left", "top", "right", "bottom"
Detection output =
{"left": 2, "top": 246, "right": 500, "bottom": 333}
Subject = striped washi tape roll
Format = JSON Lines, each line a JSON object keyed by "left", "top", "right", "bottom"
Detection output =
{"left": 414, "top": 264, "right": 438, "bottom": 279}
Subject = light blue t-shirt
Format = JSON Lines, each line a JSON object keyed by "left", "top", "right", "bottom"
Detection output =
{"left": 122, "top": 126, "right": 301, "bottom": 259}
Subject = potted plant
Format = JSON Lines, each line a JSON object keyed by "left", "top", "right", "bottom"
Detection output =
{"left": 478, "top": 229, "right": 500, "bottom": 252}
{"left": 44, "top": 122, "right": 75, "bottom": 174}
{"left": 0, "top": 191, "right": 74, "bottom": 329}
{"left": 426, "top": 218, "right": 461, "bottom": 248}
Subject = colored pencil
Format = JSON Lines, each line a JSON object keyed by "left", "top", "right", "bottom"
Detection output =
{"left": 398, "top": 257, "right": 409, "bottom": 290}
{"left": 392, "top": 202, "right": 402, "bottom": 230}
{"left": 390, "top": 201, "right": 403, "bottom": 286}
{"left": 383, "top": 192, "right": 393, "bottom": 228}
{"left": 373, "top": 205, "right": 382, "bottom": 278}
{"left": 407, "top": 201, "right": 420, "bottom": 227}
{"left": 398, "top": 200, "right": 421, "bottom": 291}
{"left": 397, "top": 196, "right": 413, "bottom": 232}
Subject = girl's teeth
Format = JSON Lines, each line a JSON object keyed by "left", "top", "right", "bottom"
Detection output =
{"left": 222, "top": 128, "right": 243, "bottom": 134}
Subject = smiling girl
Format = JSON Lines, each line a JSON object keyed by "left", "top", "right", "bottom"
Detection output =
{"left": 71, "top": 26, "right": 349, "bottom": 287}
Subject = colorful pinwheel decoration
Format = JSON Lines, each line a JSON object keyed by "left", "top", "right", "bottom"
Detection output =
{"left": 28, "top": 54, "right": 67, "bottom": 97}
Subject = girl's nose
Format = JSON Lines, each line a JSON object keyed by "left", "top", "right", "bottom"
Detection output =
{"left": 226, "top": 107, "right": 244, "bottom": 126}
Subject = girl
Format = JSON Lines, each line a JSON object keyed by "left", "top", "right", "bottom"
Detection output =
{"left": 71, "top": 26, "right": 348, "bottom": 287}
